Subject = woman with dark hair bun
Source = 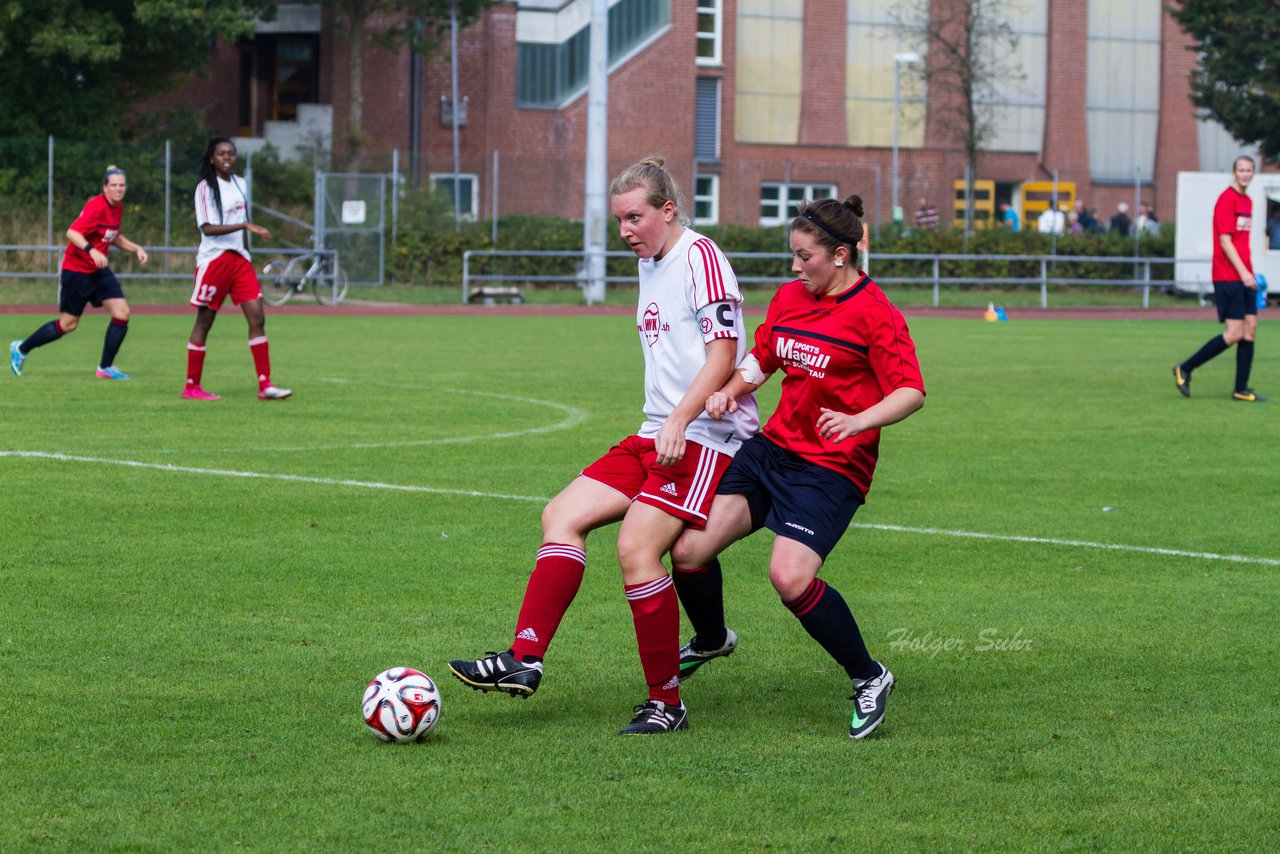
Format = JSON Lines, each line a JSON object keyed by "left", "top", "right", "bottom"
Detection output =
{"left": 669, "top": 193, "right": 926, "bottom": 740}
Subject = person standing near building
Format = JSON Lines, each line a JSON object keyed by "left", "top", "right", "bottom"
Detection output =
{"left": 913, "top": 197, "right": 939, "bottom": 230}
{"left": 1109, "top": 202, "right": 1132, "bottom": 237}
{"left": 183, "top": 138, "right": 291, "bottom": 401}
{"left": 999, "top": 201, "right": 1020, "bottom": 232}
{"left": 10, "top": 167, "right": 146, "bottom": 380}
{"left": 448, "top": 157, "right": 757, "bottom": 735}
{"left": 669, "top": 195, "right": 926, "bottom": 739}
{"left": 1173, "top": 155, "right": 1265, "bottom": 402}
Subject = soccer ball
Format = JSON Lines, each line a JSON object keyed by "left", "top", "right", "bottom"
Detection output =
{"left": 362, "top": 667, "right": 441, "bottom": 743}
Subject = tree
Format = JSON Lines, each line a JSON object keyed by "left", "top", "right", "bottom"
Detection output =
{"left": 323, "top": 0, "right": 498, "bottom": 165}
{"left": 0, "top": 0, "right": 272, "bottom": 138}
{"left": 1172, "top": 1, "right": 1280, "bottom": 162}
{"left": 896, "top": 0, "right": 1023, "bottom": 235}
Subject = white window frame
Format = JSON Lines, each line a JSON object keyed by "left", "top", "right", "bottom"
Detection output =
{"left": 430, "top": 172, "right": 479, "bottom": 220}
{"left": 694, "top": 174, "right": 720, "bottom": 226}
{"left": 759, "top": 182, "right": 837, "bottom": 227}
{"left": 696, "top": 0, "right": 722, "bottom": 66}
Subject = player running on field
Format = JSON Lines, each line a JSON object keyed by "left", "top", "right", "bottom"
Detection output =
{"left": 669, "top": 194, "right": 926, "bottom": 739}
{"left": 448, "top": 156, "right": 758, "bottom": 735}
{"left": 182, "top": 137, "right": 291, "bottom": 401}
{"left": 10, "top": 167, "right": 146, "bottom": 380}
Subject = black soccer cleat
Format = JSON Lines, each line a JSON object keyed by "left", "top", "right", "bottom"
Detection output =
{"left": 618, "top": 699, "right": 689, "bottom": 734}
{"left": 848, "top": 663, "right": 894, "bottom": 740}
{"left": 678, "top": 627, "right": 738, "bottom": 679}
{"left": 448, "top": 650, "right": 543, "bottom": 697}
{"left": 1232, "top": 388, "right": 1268, "bottom": 402}
{"left": 1172, "top": 364, "right": 1191, "bottom": 398}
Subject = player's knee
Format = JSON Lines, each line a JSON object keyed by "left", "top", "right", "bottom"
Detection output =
{"left": 769, "top": 564, "right": 809, "bottom": 602}
{"left": 670, "top": 535, "right": 708, "bottom": 572}
{"left": 1223, "top": 327, "right": 1244, "bottom": 345}
{"left": 59, "top": 316, "right": 79, "bottom": 333}
{"left": 113, "top": 306, "right": 130, "bottom": 323}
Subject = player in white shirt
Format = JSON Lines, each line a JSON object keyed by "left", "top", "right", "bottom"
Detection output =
{"left": 449, "top": 156, "right": 756, "bottom": 735}
{"left": 181, "top": 137, "right": 291, "bottom": 401}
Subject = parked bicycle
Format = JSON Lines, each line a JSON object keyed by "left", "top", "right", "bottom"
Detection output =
{"left": 261, "top": 252, "right": 350, "bottom": 306}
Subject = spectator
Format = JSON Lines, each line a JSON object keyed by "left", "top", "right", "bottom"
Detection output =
{"left": 1066, "top": 211, "right": 1083, "bottom": 234}
{"left": 999, "top": 202, "right": 1020, "bottom": 232}
{"left": 1136, "top": 202, "right": 1161, "bottom": 237}
{"left": 1110, "top": 202, "right": 1132, "bottom": 237}
{"left": 1267, "top": 206, "right": 1280, "bottom": 251}
{"left": 913, "top": 197, "right": 939, "bottom": 230}
{"left": 1074, "top": 199, "right": 1103, "bottom": 234}
{"left": 1036, "top": 206, "right": 1065, "bottom": 235}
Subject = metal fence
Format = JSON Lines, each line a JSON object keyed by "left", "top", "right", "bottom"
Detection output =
{"left": 462, "top": 250, "right": 1209, "bottom": 307}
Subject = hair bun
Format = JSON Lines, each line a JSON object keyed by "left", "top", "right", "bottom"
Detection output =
{"left": 844, "top": 194, "right": 865, "bottom": 219}
{"left": 640, "top": 155, "right": 666, "bottom": 169}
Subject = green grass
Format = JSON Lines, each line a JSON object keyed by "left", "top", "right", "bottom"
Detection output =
{"left": 1, "top": 312, "right": 1277, "bottom": 850}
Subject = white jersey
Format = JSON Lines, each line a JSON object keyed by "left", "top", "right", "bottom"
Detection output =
{"left": 194, "top": 175, "right": 252, "bottom": 267}
{"left": 634, "top": 227, "right": 758, "bottom": 455}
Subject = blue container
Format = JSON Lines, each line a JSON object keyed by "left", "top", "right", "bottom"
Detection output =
{"left": 1258, "top": 273, "right": 1268, "bottom": 311}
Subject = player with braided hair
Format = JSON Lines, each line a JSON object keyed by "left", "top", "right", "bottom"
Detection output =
{"left": 183, "top": 137, "right": 291, "bottom": 401}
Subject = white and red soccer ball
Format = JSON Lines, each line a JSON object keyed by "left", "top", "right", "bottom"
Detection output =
{"left": 362, "top": 667, "right": 441, "bottom": 743}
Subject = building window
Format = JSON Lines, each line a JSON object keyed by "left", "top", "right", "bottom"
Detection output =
{"left": 845, "top": 0, "right": 924, "bottom": 148}
{"left": 431, "top": 173, "right": 479, "bottom": 220}
{"left": 516, "top": 0, "right": 671, "bottom": 107}
{"left": 1087, "top": 0, "right": 1160, "bottom": 182}
{"left": 697, "top": 0, "right": 722, "bottom": 65}
{"left": 759, "top": 182, "right": 837, "bottom": 227}
{"left": 694, "top": 174, "right": 720, "bottom": 225}
{"left": 979, "top": 0, "right": 1047, "bottom": 153}
{"left": 736, "top": 0, "right": 803, "bottom": 144}
{"left": 695, "top": 77, "right": 721, "bottom": 161}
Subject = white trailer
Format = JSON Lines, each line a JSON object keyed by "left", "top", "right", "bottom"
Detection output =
{"left": 1174, "top": 171, "right": 1280, "bottom": 302}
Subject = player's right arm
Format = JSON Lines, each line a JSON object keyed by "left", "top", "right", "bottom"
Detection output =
{"left": 1219, "top": 233, "right": 1255, "bottom": 289}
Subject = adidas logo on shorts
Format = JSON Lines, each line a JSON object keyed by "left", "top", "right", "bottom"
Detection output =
{"left": 660, "top": 482, "right": 679, "bottom": 497}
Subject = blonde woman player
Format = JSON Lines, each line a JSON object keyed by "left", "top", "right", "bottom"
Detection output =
{"left": 449, "top": 156, "right": 758, "bottom": 734}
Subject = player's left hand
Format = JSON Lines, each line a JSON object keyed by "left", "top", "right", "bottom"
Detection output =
{"left": 817, "top": 407, "right": 861, "bottom": 443}
{"left": 654, "top": 419, "right": 687, "bottom": 466}
{"left": 136, "top": 248, "right": 149, "bottom": 265}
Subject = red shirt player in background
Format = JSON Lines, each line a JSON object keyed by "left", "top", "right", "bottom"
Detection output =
{"left": 9, "top": 167, "right": 148, "bottom": 380}
{"left": 670, "top": 194, "right": 926, "bottom": 740}
{"left": 1173, "top": 155, "right": 1266, "bottom": 402}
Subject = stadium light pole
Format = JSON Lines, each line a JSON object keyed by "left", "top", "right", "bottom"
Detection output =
{"left": 892, "top": 51, "right": 921, "bottom": 223}
{"left": 581, "top": 0, "right": 608, "bottom": 305}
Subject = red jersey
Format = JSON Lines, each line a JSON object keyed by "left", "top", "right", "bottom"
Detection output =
{"left": 752, "top": 275, "right": 925, "bottom": 496}
{"left": 63, "top": 193, "right": 122, "bottom": 274}
{"left": 1211, "top": 185, "right": 1251, "bottom": 282}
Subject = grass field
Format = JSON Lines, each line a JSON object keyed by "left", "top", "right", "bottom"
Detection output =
{"left": 1, "top": 310, "right": 1277, "bottom": 850}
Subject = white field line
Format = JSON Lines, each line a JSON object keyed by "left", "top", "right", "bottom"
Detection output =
{"left": 186, "top": 385, "right": 590, "bottom": 453}
{"left": 3, "top": 450, "right": 1277, "bottom": 567}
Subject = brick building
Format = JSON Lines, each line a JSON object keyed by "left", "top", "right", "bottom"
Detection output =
{"left": 169, "top": 0, "right": 1253, "bottom": 229}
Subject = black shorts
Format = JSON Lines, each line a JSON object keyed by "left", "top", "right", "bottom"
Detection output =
{"left": 717, "top": 434, "right": 864, "bottom": 561}
{"left": 59, "top": 268, "right": 125, "bottom": 316}
{"left": 1213, "top": 280, "right": 1257, "bottom": 323}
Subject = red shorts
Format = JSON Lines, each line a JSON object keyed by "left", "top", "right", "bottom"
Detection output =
{"left": 581, "top": 435, "right": 731, "bottom": 528}
{"left": 192, "top": 252, "right": 262, "bottom": 310}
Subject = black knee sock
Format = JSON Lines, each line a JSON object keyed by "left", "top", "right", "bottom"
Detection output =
{"left": 673, "top": 558, "right": 726, "bottom": 650}
{"left": 1182, "top": 334, "right": 1229, "bottom": 372}
{"left": 100, "top": 319, "right": 128, "bottom": 369}
{"left": 1235, "top": 339, "right": 1255, "bottom": 392}
{"left": 784, "top": 578, "right": 877, "bottom": 681}
{"left": 21, "top": 320, "right": 63, "bottom": 353}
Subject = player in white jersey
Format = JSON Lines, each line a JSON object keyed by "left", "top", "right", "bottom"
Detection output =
{"left": 449, "top": 156, "right": 757, "bottom": 736}
{"left": 181, "top": 137, "right": 291, "bottom": 401}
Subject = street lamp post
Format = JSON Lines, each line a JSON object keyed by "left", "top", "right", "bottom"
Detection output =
{"left": 892, "top": 51, "right": 921, "bottom": 223}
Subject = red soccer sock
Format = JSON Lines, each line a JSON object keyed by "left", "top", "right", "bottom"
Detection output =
{"left": 625, "top": 575, "right": 681, "bottom": 706}
{"left": 510, "top": 544, "right": 586, "bottom": 660}
{"left": 248, "top": 336, "right": 271, "bottom": 390}
{"left": 185, "top": 343, "right": 207, "bottom": 387}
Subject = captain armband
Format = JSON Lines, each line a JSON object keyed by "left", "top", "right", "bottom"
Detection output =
{"left": 737, "top": 353, "right": 772, "bottom": 386}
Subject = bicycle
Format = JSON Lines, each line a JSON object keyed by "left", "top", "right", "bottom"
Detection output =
{"left": 261, "top": 252, "right": 350, "bottom": 306}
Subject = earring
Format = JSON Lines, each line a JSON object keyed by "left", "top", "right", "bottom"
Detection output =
{"left": 834, "top": 259, "right": 845, "bottom": 267}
